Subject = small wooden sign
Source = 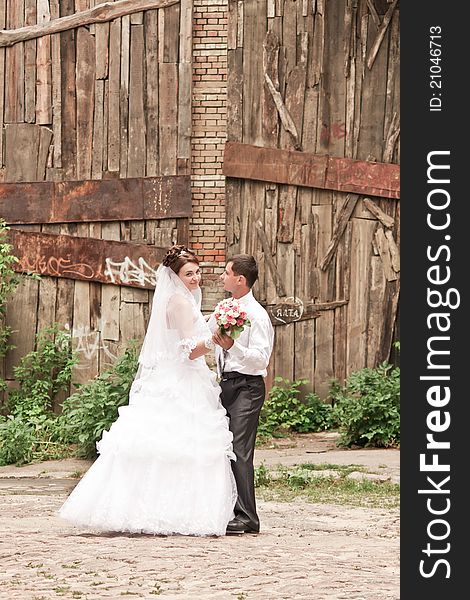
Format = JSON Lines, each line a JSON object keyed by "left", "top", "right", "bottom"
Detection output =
{"left": 270, "top": 297, "right": 305, "bottom": 324}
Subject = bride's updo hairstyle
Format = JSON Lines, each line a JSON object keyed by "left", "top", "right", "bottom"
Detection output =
{"left": 162, "top": 244, "right": 199, "bottom": 274}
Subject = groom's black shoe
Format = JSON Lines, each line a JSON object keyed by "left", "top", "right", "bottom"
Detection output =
{"left": 226, "top": 518, "right": 259, "bottom": 534}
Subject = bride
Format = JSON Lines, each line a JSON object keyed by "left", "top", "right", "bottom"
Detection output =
{"left": 59, "top": 245, "right": 237, "bottom": 536}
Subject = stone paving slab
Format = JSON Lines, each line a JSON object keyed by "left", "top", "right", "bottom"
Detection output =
{"left": 0, "top": 434, "right": 400, "bottom": 599}
{"left": 0, "top": 490, "right": 399, "bottom": 600}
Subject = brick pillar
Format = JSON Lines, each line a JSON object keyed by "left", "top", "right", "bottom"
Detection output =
{"left": 191, "top": 0, "right": 228, "bottom": 312}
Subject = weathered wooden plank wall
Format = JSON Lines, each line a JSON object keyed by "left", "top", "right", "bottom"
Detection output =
{"left": 0, "top": 0, "right": 191, "bottom": 401}
{"left": 226, "top": 0, "right": 400, "bottom": 398}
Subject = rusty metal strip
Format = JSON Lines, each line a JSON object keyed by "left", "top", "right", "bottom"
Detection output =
{"left": 0, "top": 175, "right": 191, "bottom": 224}
{"left": 8, "top": 228, "right": 167, "bottom": 289}
{"left": 223, "top": 142, "right": 400, "bottom": 199}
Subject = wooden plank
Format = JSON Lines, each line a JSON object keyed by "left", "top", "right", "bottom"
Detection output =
{"left": 277, "top": 185, "right": 297, "bottom": 243}
{"left": 243, "top": 0, "right": 266, "bottom": 145}
{"left": 366, "top": 255, "right": 386, "bottom": 367}
{"left": 37, "top": 126, "right": 53, "bottom": 180}
{"left": 312, "top": 204, "right": 333, "bottom": 301}
{"left": 0, "top": 176, "right": 191, "bottom": 223}
{"left": 0, "top": 0, "right": 180, "bottom": 47}
{"left": 36, "top": 0, "right": 52, "bottom": 124}
{"left": 8, "top": 228, "right": 168, "bottom": 289}
{"left": 60, "top": 0, "right": 77, "bottom": 180}
{"left": 177, "top": 0, "right": 191, "bottom": 166}
{"left": 357, "top": 10, "right": 390, "bottom": 162}
{"left": 36, "top": 224, "right": 59, "bottom": 336}
{"left": 319, "top": 194, "right": 359, "bottom": 271}
{"left": 127, "top": 24, "right": 146, "bottom": 177}
{"left": 374, "top": 225, "right": 398, "bottom": 282}
{"left": 23, "top": 0, "right": 37, "bottom": 123}
{"left": 159, "top": 62, "right": 178, "bottom": 175}
{"left": 142, "top": 175, "right": 190, "bottom": 219}
{"left": 100, "top": 222, "right": 121, "bottom": 342}
{"left": 4, "top": 0, "right": 25, "bottom": 123}
{"left": 346, "top": 218, "right": 376, "bottom": 374}
{"left": 91, "top": 79, "right": 105, "bottom": 178}
{"left": 95, "top": 20, "right": 109, "bottom": 80}
{"left": 256, "top": 219, "right": 286, "bottom": 298}
{"left": 177, "top": 61, "right": 191, "bottom": 172}
{"left": 107, "top": 16, "right": 120, "bottom": 172}
{"left": 366, "top": 0, "right": 398, "bottom": 70}
{"left": 4, "top": 275, "right": 39, "bottom": 379}
{"left": 383, "top": 10, "right": 399, "bottom": 162}
{"left": 262, "top": 30, "right": 280, "bottom": 145}
{"left": 144, "top": 9, "right": 159, "bottom": 176}
{"left": 89, "top": 221, "right": 103, "bottom": 334}
{"left": 377, "top": 279, "right": 400, "bottom": 364}
{"left": 385, "top": 228, "right": 400, "bottom": 273}
{"left": 333, "top": 219, "right": 351, "bottom": 384}
{"left": 283, "top": 30, "right": 309, "bottom": 150}
{"left": 50, "top": 1, "right": 62, "bottom": 168}
{"left": 227, "top": 48, "right": 243, "bottom": 142}
{"left": 319, "top": 1, "right": 347, "bottom": 156}
{"left": 227, "top": 0, "right": 238, "bottom": 50}
{"left": 224, "top": 142, "right": 400, "bottom": 199}
{"left": 119, "top": 14, "right": 130, "bottom": 177}
{"left": 76, "top": 27, "right": 95, "bottom": 179}
{"left": 162, "top": 0, "right": 180, "bottom": 62}
{"left": 294, "top": 320, "right": 315, "bottom": 393}
{"left": 121, "top": 218, "right": 149, "bottom": 303}
{"left": 120, "top": 301, "right": 146, "bottom": 348}
{"left": 363, "top": 197, "right": 395, "bottom": 228}
{"left": 272, "top": 243, "right": 295, "bottom": 381}
{"left": 237, "top": 0, "right": 244, "bottom": 48}
{"left": 0, "top": 0, "right": 5, "bottom": 167}
{"left": 4, "top": 123, "right": 39, "bottom": 181}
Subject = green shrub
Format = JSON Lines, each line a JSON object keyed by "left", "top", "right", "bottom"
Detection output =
{"left": 257, "top": 377, "right": 335, "bottom": 441}
{"left": 329, "top": 361, "right": 400, "bottom": 448}
{"left": 0, "top": 220, "right": 20, "bottom": 397}
{"left": 0, "top": 325, "right": 78, "bottom": 465}
{"left": 6, "top": 326, "right": 78, "bottom": 416}
{"left": 56, "top": 343, "right": 139, "bottom": 458}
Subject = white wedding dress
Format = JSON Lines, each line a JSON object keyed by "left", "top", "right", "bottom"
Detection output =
{"left": 59, "top": 266, "right": 237, "bottom": 536}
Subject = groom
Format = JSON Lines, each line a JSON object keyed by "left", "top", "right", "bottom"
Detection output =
{"left": 211, "top": 254, "right": 274, "bottom": 534}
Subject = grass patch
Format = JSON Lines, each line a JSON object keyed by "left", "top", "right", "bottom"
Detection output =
{"left": 255, "top": 463, "right": 399, "bottom": 509}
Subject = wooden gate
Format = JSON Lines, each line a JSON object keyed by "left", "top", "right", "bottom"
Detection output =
{"left": 224, "top": 0, "right": 400, "bottom": 397}
{"left": 0, "top": 0, "right": 192, "bottom": 397}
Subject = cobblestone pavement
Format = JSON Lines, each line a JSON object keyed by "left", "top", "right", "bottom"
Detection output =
{"left": 0, "top": 434, "right": 400, "bottom": 600}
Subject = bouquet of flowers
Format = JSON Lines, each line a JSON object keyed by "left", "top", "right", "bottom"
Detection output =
{"left": 214, "top": 298, "right": 251, "bottom": 339}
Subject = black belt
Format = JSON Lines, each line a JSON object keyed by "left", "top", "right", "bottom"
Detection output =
{"left": 221, "top": 371, "right": 260, "bottom": 380}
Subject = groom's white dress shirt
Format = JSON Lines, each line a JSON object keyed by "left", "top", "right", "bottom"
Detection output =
{"left": 209, "top": 290, "right": 274, "bottom": 377}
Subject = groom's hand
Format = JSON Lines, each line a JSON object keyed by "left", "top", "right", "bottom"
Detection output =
{"left": 212, "top": 331, "right": 234, "bottom": 350}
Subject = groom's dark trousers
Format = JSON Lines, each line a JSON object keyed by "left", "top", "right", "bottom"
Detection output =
{"left": 220, "top": 371, "right": 265, "bottom": 532}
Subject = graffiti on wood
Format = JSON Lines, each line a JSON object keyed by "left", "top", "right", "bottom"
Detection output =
{"left": 18, "top": 256, "right": 95, "bottom": 279}
{"left": 104, "top": 257, "right": 158, "bottom": 287}
{"left": 7, "top": 229, "right": 165, "bottom": 289}
{"left": 67, "top": 324, "right": 118, "bottom": 368}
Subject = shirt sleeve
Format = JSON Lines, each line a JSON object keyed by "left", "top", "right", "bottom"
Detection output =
{"left": 227, "top": 316, "right": 273, "bottom": 372}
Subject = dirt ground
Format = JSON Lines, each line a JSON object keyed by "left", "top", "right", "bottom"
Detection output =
{"left": 0, "top": 433, "right": 400, "bottom": 600}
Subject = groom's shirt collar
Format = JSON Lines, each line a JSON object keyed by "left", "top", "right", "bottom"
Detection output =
{"left": 236, "top": 290, "right": 253, "bottom": 303}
